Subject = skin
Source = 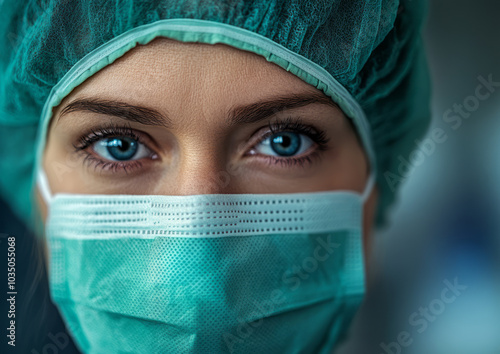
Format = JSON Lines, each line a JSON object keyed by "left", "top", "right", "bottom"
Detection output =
{"left": 36, "top": 37, "right": 378, "bottom": 269}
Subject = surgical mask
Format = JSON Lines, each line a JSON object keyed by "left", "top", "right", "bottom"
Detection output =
{"left": 37, "top": 168, "right": 374, "bottom": 354}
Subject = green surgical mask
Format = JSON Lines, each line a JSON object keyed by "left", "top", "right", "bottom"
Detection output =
{"left": 38, "top": 168, "right": 374, "bottom": 353}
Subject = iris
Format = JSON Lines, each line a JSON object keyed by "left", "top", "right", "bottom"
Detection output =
{"left": 101, "top": 137, "right": 138, "bottom": 161}
{"left": 270, "top": 132, "right": 301, "bottom": 157}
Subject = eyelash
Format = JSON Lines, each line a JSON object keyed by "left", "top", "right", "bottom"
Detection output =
{"left": 73, "top": 123, "right": 150, "bottom": 174}
{"left": 254, "top": 117, "right": 330, "bottom": 168}
{"left": 73, "top": 118, "right": 330, "bottom": 173}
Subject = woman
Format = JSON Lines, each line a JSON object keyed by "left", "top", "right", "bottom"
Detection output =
{"left": 0, "top": 0, "right": 430, "bottom": 353}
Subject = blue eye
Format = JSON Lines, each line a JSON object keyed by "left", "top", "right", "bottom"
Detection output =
{"left": 256, "top": 132, "right": 314, "bottom": 157}
{"left": 93, "top": 137, "right": 151, "bottom": 161}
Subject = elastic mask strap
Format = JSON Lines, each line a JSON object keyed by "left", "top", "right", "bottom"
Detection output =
{"left": 37, "top": 168, "right": 53, "bottom": 205}
{"left": 361, "top": 173, "right": 376, "bottom": 204}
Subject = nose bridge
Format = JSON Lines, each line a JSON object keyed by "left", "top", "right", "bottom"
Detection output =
{"left": 169, "top": 143, "right": 232, "bottom": 196}
{"left": 153, "top": 94, "right": 235, "bottom": 196}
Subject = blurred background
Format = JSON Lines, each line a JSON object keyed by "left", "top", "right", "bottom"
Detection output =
{"left": 338, "top": 1, "right": 500, "bottom": 353}
{"left": 1, "top": 0, "right": 499, "bottom": 353}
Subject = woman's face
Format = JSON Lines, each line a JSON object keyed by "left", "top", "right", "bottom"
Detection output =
{"left": 37, "top": 37, "right": 377, "bottom": 249}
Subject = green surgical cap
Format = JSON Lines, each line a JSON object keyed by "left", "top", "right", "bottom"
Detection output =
{"left": 0, "top": 0, "right": 431, "bottom": 229}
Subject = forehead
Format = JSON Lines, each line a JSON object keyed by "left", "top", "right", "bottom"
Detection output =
{"left": 58, "top": 37, "right": 320, "bottom": 114}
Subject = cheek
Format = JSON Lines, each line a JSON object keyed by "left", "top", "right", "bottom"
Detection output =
{"left": 43, "top": 138, "right": 83, "bottom": 193}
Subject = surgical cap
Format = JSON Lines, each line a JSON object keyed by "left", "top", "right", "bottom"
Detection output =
{"left": 0, "top": 0, "right": 431, "bottom": 229}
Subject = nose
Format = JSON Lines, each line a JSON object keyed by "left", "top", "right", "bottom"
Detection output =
{"left": 175, "top": 168, "right": 232, "bottom": 195}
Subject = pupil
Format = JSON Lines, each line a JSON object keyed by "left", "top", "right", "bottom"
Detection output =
{"left": 271, "top": 132, "right": 301, "bottom": 157}
{"left": 106, "top": 137, "right": 138, "bottom": 160}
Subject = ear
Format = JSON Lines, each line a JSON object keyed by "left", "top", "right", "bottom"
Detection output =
{"left": 32, "top": 186, "right": 50, "bottom": 270}
{"left": 35, "top": 186, "right": 48, "bottom": 226}
{"left": 362, "top": 184, "right": 378, "bottom": 285}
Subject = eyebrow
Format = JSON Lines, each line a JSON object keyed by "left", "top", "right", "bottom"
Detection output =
{"left": 58, "top": 98, "right": 170, "bottom": 127}
{"left": 228, "top": 91, "right": 338, "bottom": 126}
{"left": 57, "top": 91, "right": 338, "bottom": 128}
